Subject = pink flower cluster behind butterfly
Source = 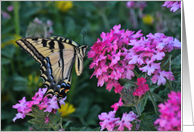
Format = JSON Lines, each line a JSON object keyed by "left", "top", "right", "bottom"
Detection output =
{"left": 88, "top": 24, "right": 181, "bottom": 94}
{"left": 12, "top": 88, "right": 66, "bottom": 122}
{"left": 154, "top": 91, "right": 181, "bottom": 131}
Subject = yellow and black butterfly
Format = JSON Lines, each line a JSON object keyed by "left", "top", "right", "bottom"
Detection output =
{"left": 16, "top": 36, "right": 87, "bottom": 108}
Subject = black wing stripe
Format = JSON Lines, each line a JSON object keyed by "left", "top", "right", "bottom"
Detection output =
{"left": 67, "top": 56, "right": 76, "bottom": 83}
{"left": 16, "top": 39, "right": 45, "bottom": 64}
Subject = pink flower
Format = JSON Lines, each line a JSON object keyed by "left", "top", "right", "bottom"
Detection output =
{"left": 133, "top": 77, "right": 149, "bottom": 97}
{"left": 47, "top": 20, "right": 53, "bottom": 26}
{"left": 44, "top": 96, "right": 60, "bottom": 112}
{"left": 1, "top": 11, "right": 10, "bottom": 19}
{"left": 115, "top": 111, "right": 138, "bottom": 131}
{"left": 12, "top": 97, "right": 32, "bottom": 116}
{"left": 12, "top": 88, "right": 66, "bottom": 122}
{"left": 151, "top": 70, "right": 175, "bottom": 86}
{"left": 109, "top": 50, "right": 121, "bottom": 67}
{"left": 12, "top": 113, "right": 26, "bottom": 122}
{"left": 139, "top": 58, "right": 161, "bottom": 76}
{"left": 7, "top": 5, "right": 14, "bottom": 12}
{"left": 111, "top": 97, "right": 123, "bottom": 111}
{"left": 98, "top": 111, "right": 120, "bottom": 131}
{"left": 154, "top": 91, "right": 181, "bottom": 131}
{"left": 163, "top": 1, "right": 181, "bottom": 12}
{"left": 126, "top": 1, "right": 135, "bottom": 8}
{"left": 45, "top": 116, "right": 50, "bottom": 123}
{"left": 116, "top": 113, "right": 133, "bottom": 131}
{"left": 99, "top": 110, "right": 138, "bottom": 131}
{"left": 126, "top": 1, "right": 147, "bottom": 10}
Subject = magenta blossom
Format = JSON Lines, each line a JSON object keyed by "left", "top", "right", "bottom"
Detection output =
{"left": 115, "top": 111, "right": 138, "bottom": 131}
{"left": 111, "top": 97, "right": 123, "bottom": 111}
{"left": 154, "top": 91, "right": 181, "bottom": 131}
{"left": 88, "top": 24, "right": 143, "bottom": 93}
{"left": 133, "top": 77, "right": 149, "bottom": 97}
{"left": 98, "top": 111, "right": 120, "bottom": 131}
{"left": 1, "top": 11, "right": 10, "bottom": 19}
{"left": 163, "top": 1, "right": 181, "bottom": 12}
{"left": 88, "top": 24, "right": 181, "bottom": 93}
{"left": 12, "top": 88, "right": 66, "bottom": 122}
{"left": 45, "top": 116, "right": 50, "bottom": 123}
{"left": 98, "top": 110, "right": 138, "bottom": 131}
{"left": 126, "top": 1, "right": 147, "bottom": 10}
{"left": 7, "top": 5, "right": 14, "bottom": 12}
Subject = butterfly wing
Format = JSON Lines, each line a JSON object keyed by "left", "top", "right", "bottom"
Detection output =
{"left": 16, "top": 37, "right": 77, "bottom": 98}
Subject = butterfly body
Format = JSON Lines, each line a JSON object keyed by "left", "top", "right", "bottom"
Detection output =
{"left": 16, "top": 36, "right": 87, "bottom": 107}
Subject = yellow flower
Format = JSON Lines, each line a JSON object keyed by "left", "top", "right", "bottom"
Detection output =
{"left": 1, "top": 34, "right": 21, "bottom": 48}
{"left": 28, "top": 74, "right": 43, "bottom": 87}
{"left": 58, "top": 103, "right": 76, "bottom": 117}
{"left": 55, "top": 1, "right": 73, "bottom": 12}
{"left": 142, "top": 14, "right": 154, "bottom": 25}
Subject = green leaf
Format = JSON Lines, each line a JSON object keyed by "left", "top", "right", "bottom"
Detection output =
{"left": 1, "top": 26, "right": 15, "bottom": 35}
{"left": 132, "top": 95, "right": 148, "bottom": 114}
{"left": 138, "top": 112, "right": 158, "bottom": 131}
{"left": 171, "top": 54, "right": 181, "bottom": 66}
{"left": 93, "top": 127, "right": 101, "bottom": 131}
{"left": 62, "top": 121, "right": 72, "bottom": 130}
{"left": 1, "top": 110, "right": 15, "bottom": 120}
{"left": 71, "top": 98, "right": 89, "bottom": 119}
{"left": 74, "top": 1, "right": 97, "bottom": 11}
{"left": 158, "top": 87, "right": 170, "bottom": 100}
{"left": 64, "top": 17, "right": 76, "bottom": 36}
{"left": 151, "top": 92, "right": 164, "bottom": 103}
{"left": 13, "top": 76, "right": 28, "bottom": 91}
{"left": 85, "top": 105, "right": 101, "bottom": 125}
{"left": 23, "top": 6, "right": 41, "bottom": 17}
{"left": 1, "top": 44, "right": 16, "bottom": 58}
{"left": 70, "top": 127, "right": 100, "bottom": 131}
{"left": 1, "top": 57, "right": 10, "bottom": 65}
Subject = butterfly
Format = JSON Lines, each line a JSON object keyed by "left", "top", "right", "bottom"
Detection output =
{"left": 16, "top": 36, "right": 88, "bottom": 108}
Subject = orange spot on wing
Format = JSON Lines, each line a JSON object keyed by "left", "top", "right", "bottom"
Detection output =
{"left": 65, "top": 89, "right": 69, "bottom": 93}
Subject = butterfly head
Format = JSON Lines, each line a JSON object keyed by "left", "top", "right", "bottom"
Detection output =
{"left": 79, "top": 45, "right": 88, "bottom": 57}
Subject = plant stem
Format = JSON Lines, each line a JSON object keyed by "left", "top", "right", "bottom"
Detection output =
{"left": 135, "top": 104, "right": 141, "bottom": 116}
{"left": 151, "top": 92, "right": 164, "bottom": 103}
{"left": 14, "top": 1, "right": 20, "bottom": 35}
{"left": 52, "top": 126, "right": 58, "bottom": 131}
{"left": 133, "top": 69, "right": 140, "bottom": 78}
{"left": 99, "top": 10, "right": 110, "bottom": 31}
{"left": 148, "top": 91, "right": 159, "bottom": 115}
{"left": 166, "top": 79, "right": 173, "bottom": 91}
{"left": 67, "top": 68, "right": 77, "bottom": 103}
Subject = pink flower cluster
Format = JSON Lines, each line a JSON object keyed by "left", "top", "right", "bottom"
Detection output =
{"left": 88, "top": 24, "right": 181, "bottom": 93}
{"left": 99, "top": 97, "right": 139, "bottom": 131}
{"left": 154, "top": 91, "right": 181, "bottom": 131}
{"left": 133, "top": 77, "right": 149, "bottom": 97}
{"left": 12, "top": 88, "right": 66, "bottom": 122}
{"left": 163, "top": 1, "right": 181, "bottom": 12}
{"left": 126, "top": 1, "right": 147, "bottom": 10}
{"left": 99, "top": 110, "right": 138, "bottom": 131}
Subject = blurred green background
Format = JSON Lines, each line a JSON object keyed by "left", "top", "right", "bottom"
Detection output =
{"left": 1, "top": 1, "right": 181, "bottom": 131}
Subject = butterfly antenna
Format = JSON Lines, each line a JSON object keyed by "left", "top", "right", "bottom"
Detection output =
{"left": 81, "top": 31, "right": 92, "bottom": 63}
{"left": 82, "top": 31, "right": 86, "bottom": 44}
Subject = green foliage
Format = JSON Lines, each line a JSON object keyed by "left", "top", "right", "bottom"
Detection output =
{"left": 138, "top": 112, "right": 158, "bottom": 131}
{"left": 70, "top": 127, "right": 100, "bottom": 131}
{"left": 1, "top": 1, "right": 181, "bottom": 131}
